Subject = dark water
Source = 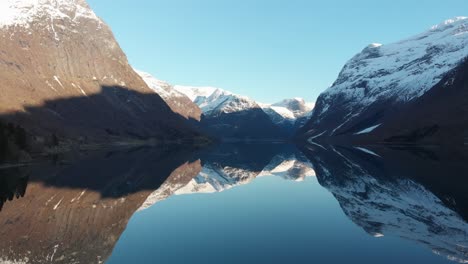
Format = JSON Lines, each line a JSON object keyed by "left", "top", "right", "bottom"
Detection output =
{"left": 0, "top": 144, "right": 467, "bottom": 264}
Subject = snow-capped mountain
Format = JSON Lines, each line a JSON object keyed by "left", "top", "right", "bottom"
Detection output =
{"left": 300, "top": 17, "right": 468, "bottom": 144}
{"left": 136, "top": 70, "right": 202, "bottom": 121}
{"left": 174, "top": 86, "right": 260, "bottom": 116}
{"left": 175, "top": 86, "right": 287, "bottom": 140}
{"left": 0, "top": 0, "right": 199, "bottom": 148}
{"left": 175, "top": 86, "right": 314, "bottom": 139}
{"left": 261, "top": 98, "right": 314, "bottom": 135}
{"left": 0, "top": 0, "right": 100, "bottom": 29}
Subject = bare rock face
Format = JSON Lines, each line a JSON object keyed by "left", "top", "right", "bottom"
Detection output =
{"left": 0, "top": 0, "right": 198, "bottom": 143}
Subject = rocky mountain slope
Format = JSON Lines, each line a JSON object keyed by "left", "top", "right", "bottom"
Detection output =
{"left": 299, "top": 17, "right": 468, "bottom": 145}
{"left": 0, "top": 0, "right": 199, "bottom": 153}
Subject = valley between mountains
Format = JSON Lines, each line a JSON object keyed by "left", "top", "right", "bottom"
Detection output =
{"left": 0, "top": 0, "right": 467, "bottom": 162}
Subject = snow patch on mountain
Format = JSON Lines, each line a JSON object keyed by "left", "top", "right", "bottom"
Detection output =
{"left": 354, "top": 124, "right": 382, "bottom": 135}
{"left": 0, "top": 0, "right": 100, "bottom": 29}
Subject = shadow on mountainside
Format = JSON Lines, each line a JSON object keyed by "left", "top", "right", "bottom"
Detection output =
{"left": 0, "top": 85, "right": 205, "bottom": 162}
{"left": 199, "top": 108, "right": 289, "bottom": 141}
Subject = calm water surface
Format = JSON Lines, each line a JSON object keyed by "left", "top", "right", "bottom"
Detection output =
{"left": 0, "top": 144, "right": 467, "bottom": 264}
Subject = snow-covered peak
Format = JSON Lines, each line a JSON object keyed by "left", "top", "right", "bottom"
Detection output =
{"left": 430, "top": 16, "right": 467, "bottom": 31}
{"left": 272, "top": 98, "right": 314, "bottom": 113}
{"left": 367, "top": 43, "right": 383, "bottom": 48}
{"left": 0, "top": 0, "right": 100, "bottom": 29}
{"left": 262, "top": 98, "right": 315, "bottom": 125}
{"left": 317, "top": 17, "right": 468, "bottom": 120}
{"left": 175, "top": 85, "right": 260, "bottom": 115}
{"left": 173, "top": 85, "right": 219, "bottom": 101}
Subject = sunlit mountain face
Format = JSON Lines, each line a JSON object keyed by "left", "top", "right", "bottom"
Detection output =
{"left": 0, "top": 144, "right": 467, "bottom": 264}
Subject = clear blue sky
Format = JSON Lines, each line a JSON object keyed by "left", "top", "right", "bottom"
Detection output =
{"left": 87, "top": 0, "right": 466, "bottom": 103}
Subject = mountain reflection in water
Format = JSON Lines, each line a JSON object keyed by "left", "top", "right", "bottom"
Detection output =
{"left": 0, "top": 144, "right": 467, "bottom": 264}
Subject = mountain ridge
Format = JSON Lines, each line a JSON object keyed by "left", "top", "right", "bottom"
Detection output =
{"left": 299, "top": 16, "right": 468, "bottom": 144}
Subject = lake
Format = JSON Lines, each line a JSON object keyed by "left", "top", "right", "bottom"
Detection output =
{"left": 0, "top": 144, "right": 467, "bottom": 264}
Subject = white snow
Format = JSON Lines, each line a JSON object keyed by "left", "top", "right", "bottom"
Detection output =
{"left": 138, "top": 154, "right": 315, "bottom": 211}
{"left": 175, "top": 85, "right": 314, "bottom": 121}
{"left": 258, "top": 155, "right": 316, "bottom": 181}
{"left": 135, "top": 70, "right": 188, "bottom": 101}
{"left": 174, "top": 85, "right": 261, "bottom": 115}
{"left": 317, "top": 17, "right": 468, "bottom": 124}
{"left": 173, "top": 85, "right": 218, "bottom": 101}
{"left": 308, "top": 130, "right": 327, "bottom": 141}
{"left": 53, "top": 75, "right": 64, "bottom": 89}
{"left": 261, "top": 98, "right": 315, "bottom": 126}
{"left": 354, "top": 147, "right": 381, "bottom": 157}
{"left": 354, "top": 124, "right": 382, "bottom": 135}
{"left": 0, "top": 0, "right": 100, "bottom": 29}
{"left": 317, "top": 157, "right": 468, "bottom": 263}
{"left": 269, "top": 106, "right": 296, "bottom": 120}
{"left": 45, "top": 80, "right": 57, "bottom": 92}
{"left": 52, "top": 198, "right": 63, "bottom": 210}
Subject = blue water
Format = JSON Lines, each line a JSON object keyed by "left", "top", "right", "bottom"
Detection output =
{"left": 0, "top": 144, "right": 466, "bottom": 264}
{"left": 107, "top": 176, "right": 455, "bottom": 264}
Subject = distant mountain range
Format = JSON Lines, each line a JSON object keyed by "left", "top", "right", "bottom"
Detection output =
{"left": 298, "top": 17, "right": 468, "bottom": 145}
{"left": 136, "top": 71, "right": 314, "bottom": 140}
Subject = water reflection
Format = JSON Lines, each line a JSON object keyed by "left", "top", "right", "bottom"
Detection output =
{"left": 139, "top": 144, "right": 314, "bottom": 210}
{"left": 0, "top": 144, "right": 467, "bottom": 263}
{"left": 0, "top": 147, "right": 202, "bottom": 264}
{"left": 301, "top": 145, "right": 468, "bottom": 263}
